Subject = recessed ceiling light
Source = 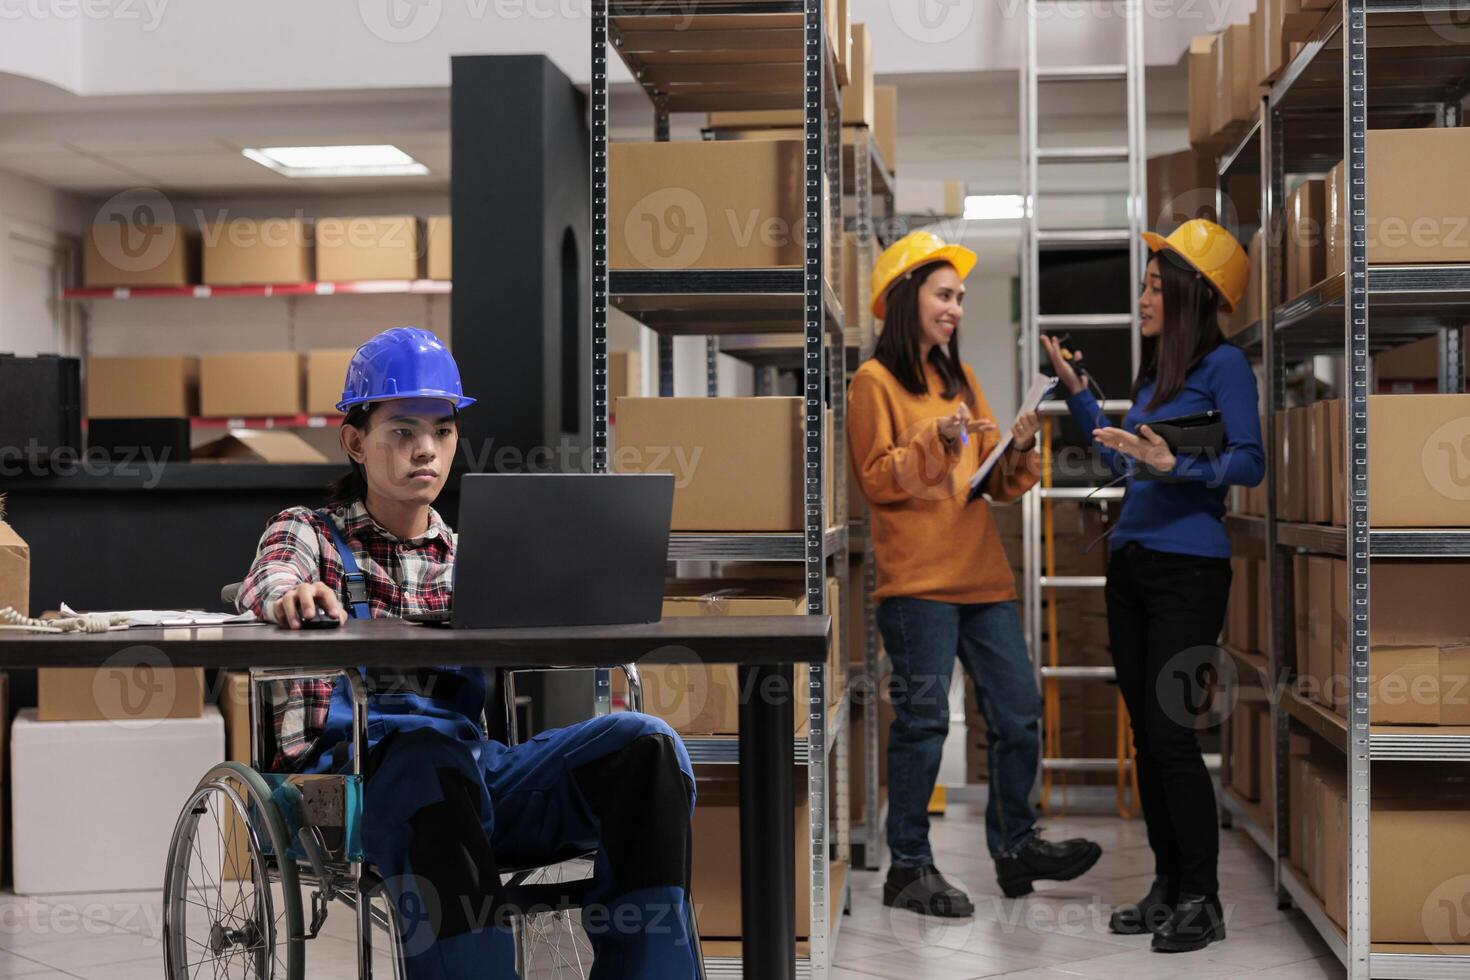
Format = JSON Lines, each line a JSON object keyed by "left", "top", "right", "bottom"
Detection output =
{"left": 243, "top": 144, "right": 429, "bottom": 178}
{"left": 963, "top": 195, "right": 1025, "bottom": 221}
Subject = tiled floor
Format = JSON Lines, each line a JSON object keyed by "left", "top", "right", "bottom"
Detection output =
{"left": 0, "top": 804, "right": 1338, "bottom": 978}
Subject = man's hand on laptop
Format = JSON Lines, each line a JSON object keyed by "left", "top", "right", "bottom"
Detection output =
{"left": 274, "top": 582, "right": 347, "bottom": 630}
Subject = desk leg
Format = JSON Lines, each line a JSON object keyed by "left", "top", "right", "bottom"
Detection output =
{"left": 738, "top": 664, "right": 796, "bottom": 980}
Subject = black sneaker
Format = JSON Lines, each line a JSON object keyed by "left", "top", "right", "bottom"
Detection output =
{"left": 1109, "top": 875, "right": 1177, "bottom": 935}
{"left": 1151, "top": 893, "right": 1226, "bottom": 953}
{"left": 883, "top": 864, "right": 975, "bottom": 918}
{"left": 994, "top": 831, "right": 1102, "bottom": 898}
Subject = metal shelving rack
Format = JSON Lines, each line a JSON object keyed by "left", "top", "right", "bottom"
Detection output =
{"left": 1018, "top": 0, "right": 1145, "bottom": 793}
{"left": 1219, "top": 4, "right": 1470, "bottom": 977}
{"left": 591, "top": 3, "right": 848, "bottom": 977}
{"left": 842, "top": 125, "right": 895, "bottom": 873}
{"left": 705, "top": 118, "right": 895, "bottom": 873}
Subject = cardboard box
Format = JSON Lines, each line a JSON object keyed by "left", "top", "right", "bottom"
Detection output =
{"left": 0, "top": 521, "right": 27, "bottom": 619}
{"left": 315, "top": 215, "right": 422, "bottom": 282}
{"left": 202, "top": 218, "right": 313, "bottom": 286}
{"left": 1327, "top": 399, "right": 1345, "bottom": 526}
{"left": 1213, "top": 23, "right": 1253, "bottom": 137}
{"left": 1188, "top": 35, "right": 1220, "bottom": 148}
{"left": 1372, "top": 788, "right": 1470, "bottom": 943}
{"left": 1306, "top": 556, "right": 1339, "bottom": 710}
{"left": 85, "top": 355, "right": 198, "bottom": 420}
{"left": 199, "top": 352, "right": 303, "bottom": 418}
{"left": 1293, "top": 555, "right": 1311, "bottom": 675}
{"left": 1307, "top": 399, "right": 1332, "bottom": 523}
{"left": 873, "top": 84, "right": 897, "bottom": 171}
{"left": 1368, "top": 645, "right": 1470, "bottom": 726}
{"left": 1228, "top": 557, "right": 1258, "bottom": 654}
{"left": 610, "top": 140, "right": 805, "bottom": 271}
{"left": 1366, "top": 128, "right": 1470, "bottom": 264}
{"left": 193, "top": 430, "right": 329, "bottom": 464}
{"left": 38, "top": 664, "right": 205, "bottom": 722}
{"left": 218, "top": 672, "right": 253, "bottom": 880}
{"left": 83, "top": 224, "right": 200, "bottom": 288}
{"left": 1275, "top": 406, "right": 1311, "bottom": 522}
{"left": 305, "top": 349, "right": 354, "bottom": 416}
{"left": 426, "top": 215, "right": 451, "bottom": 281}
{"left": 1287, "top": 734, "right": 1313, "bottom": 873}
{"left": 1230, "top": 704, "right": 1262, "bottom": 801}
{"left": 1317, "top": 766, "right": 1348, "bottom": 928}
{"left": 832, "top": 0, "right": 851, "bottom": 85}
{"left": 1367, "top": 394, "right": 1470, "bottom": 526}
{"left": 1365, "top": 561, "right": 1470, "bottom": 649}
{"left": 614, "top": 397, "right": 832, "bottom": 532}
{"left": 709, "top": 23, "right": 872, "bottom": 131}
{"left": 692, "top": 767, "right": 809, "bottom": 938}
{"left": 1146, "top": 148, "right": 1218, "bottom": 234}
{"left": 1330, "top": 558, "right": 1348, "bottom": 717}
{"left": 640, "top": 577, "right": 838, "bottom": 735}
{"left": 607, "top": 350, "right": 642, "bottom": 408}
{"left": 1286, "top": 178, "right": 1327, "bottom": 299}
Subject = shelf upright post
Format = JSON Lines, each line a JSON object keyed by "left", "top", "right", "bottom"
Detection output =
{"left": 1342, "top": 3, "right": 1371, "bottom": 977}
{"left": 801, "top": 3, "right": 832, "bottom": 975}
{"left": 590, "top": 0, "right": 614, "bottom": 721}
{"left": 1440, "top": 326, "right": 1464, "bottom": 394}
{"left": 1261, "top": 96, "right": 1290, "bottom": 910}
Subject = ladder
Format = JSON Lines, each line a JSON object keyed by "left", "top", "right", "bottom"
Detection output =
{"left": 1018, "top": 0, "right": 1145, "bottom": 813}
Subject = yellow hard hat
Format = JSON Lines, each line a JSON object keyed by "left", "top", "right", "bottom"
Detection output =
{"left": 871, "top": 230, "right": 978, "bottom": 319}
{"left": 1140, "top": 219, "right": 1249, "bottom": 313}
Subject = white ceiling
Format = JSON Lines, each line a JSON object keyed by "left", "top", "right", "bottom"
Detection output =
{"left": 0, "top": 60, "right": 1188, "bottom": 208}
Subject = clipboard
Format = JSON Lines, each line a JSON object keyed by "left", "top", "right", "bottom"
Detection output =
{"left": 967, "top": 374, "right": 1058, "bottom": 503}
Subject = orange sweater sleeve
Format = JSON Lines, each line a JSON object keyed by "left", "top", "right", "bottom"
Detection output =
{"left": 847, "top": 370, "right": 961, "bottom": 505}
{"left": 970, "top": 370, "right": 1041, "bottom": 503}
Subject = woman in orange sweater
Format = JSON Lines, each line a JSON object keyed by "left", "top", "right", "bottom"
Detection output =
{"left": 848, "top": 231, "right": 1101, "bottom": 916}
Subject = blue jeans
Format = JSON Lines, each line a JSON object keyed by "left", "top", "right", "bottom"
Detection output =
{"left": 877, "top": 597, "right": 1042, "bottom": 865}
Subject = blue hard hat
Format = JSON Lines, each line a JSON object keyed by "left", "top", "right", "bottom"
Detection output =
{"left": 336, "top": 327, "right": 475, "bottom": 413}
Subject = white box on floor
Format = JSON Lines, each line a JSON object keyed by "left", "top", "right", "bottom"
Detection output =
{"left": 12, "top": 708, "right": 224, "bottom": 894}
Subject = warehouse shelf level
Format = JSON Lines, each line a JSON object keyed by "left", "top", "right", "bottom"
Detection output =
{"left": 61, "top": 279, "right": 451, "bottom": 300}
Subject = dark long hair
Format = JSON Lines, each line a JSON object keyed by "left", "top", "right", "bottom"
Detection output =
{"left": 872, "top": 261, "right": 974, "bottom": 407}
{"left": 1134, "top": 250, "right": 1224, "bottom": 412}
{"left": 326, "top": 404, "right": 373, "bottom": 507}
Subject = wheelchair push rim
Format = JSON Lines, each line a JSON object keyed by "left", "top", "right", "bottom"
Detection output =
{"left": 162, "top": 762, "right": 305, "bottom": 980}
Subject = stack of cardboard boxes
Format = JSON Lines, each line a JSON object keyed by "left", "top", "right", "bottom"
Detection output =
{"left": 1187, "top": 1, "right": 1334, "bottom": 153}
{"left": 83, "top": 214, "right": 451, "bottom": 288}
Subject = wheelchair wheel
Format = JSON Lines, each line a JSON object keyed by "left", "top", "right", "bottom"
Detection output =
{"left": 163, "top": 762, "right": 305, "bottom": 979}
{"left": 513, "top": 857, "right": 595, "bottom": 980}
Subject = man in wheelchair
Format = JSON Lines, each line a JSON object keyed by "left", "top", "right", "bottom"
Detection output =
{"left": 236, "top": 327, "right": 700, "bottom": 979}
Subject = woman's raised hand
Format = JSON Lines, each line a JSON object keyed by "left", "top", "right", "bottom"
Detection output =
{"left": 1041, "top": 335, "right": 1085, "bottom": 396}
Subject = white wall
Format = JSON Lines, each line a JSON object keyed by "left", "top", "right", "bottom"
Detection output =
{"left": 1, "top": 0, "right": 1250, "bottom": 99}
{"left": 0, "top": 168, "right": 91, "bottom": 355}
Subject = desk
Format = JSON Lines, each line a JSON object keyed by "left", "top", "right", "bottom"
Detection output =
{"left": 0, "top": 616, "right": 829, "bottom": 980}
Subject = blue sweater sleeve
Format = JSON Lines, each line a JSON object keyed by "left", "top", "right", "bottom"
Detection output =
{"left": 1064, "top": 387, "right": 1127, "bottom": 476}
{"left": 1166, "top": 349, "right": 1265, "bottom": 487}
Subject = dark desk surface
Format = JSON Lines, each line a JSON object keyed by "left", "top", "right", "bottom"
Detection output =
{"left": 0, "top": 616, "right": 830, "bottom": 669}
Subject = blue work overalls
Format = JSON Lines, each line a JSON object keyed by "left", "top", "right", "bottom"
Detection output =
{"left": 302, "top": 516, "right": 700, "bottom": 980}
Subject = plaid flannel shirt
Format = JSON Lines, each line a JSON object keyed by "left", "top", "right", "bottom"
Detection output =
{"left": 237, "top": 501, "right": 455, "bottom": 769}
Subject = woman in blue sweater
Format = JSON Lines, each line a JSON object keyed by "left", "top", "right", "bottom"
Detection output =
{"left": 1042, "top": 219, "right": 1264, "bottom": 954}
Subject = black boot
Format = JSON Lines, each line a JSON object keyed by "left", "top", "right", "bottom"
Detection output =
{"left": 993, "top": 831, "right": 1102, "bottom": 898}
{"left": 1151, "top": 893, "right": 1226, "bottom": 952}
{"left": 1109, "top": 876, "right": 1177, "bottom": 935}
{"left": 883, "top": 864, "right": 975, "bottom": 918}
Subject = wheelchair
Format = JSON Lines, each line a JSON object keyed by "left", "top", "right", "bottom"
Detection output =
{"left": 162, "top": 628, "right": 703, "bottom": 979}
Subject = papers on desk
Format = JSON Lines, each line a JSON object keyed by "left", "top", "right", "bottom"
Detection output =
{"left": 967, "top": 373, "right": 1058, "bottom": 503}
{"left": 58, "top": 603, "right": 262, "bottom": 628}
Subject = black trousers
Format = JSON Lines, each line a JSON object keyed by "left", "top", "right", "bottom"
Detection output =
{"left": 1105, "top": 542, "right": 1232, "bottom": 897}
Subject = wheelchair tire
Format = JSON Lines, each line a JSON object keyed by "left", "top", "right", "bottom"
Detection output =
{"left": 162, "top": 762, "right": 305, "bottom": 980}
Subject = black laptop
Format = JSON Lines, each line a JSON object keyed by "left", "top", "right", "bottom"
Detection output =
{"left": 442, "top": 472, "right": 674, "bottom": 629}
